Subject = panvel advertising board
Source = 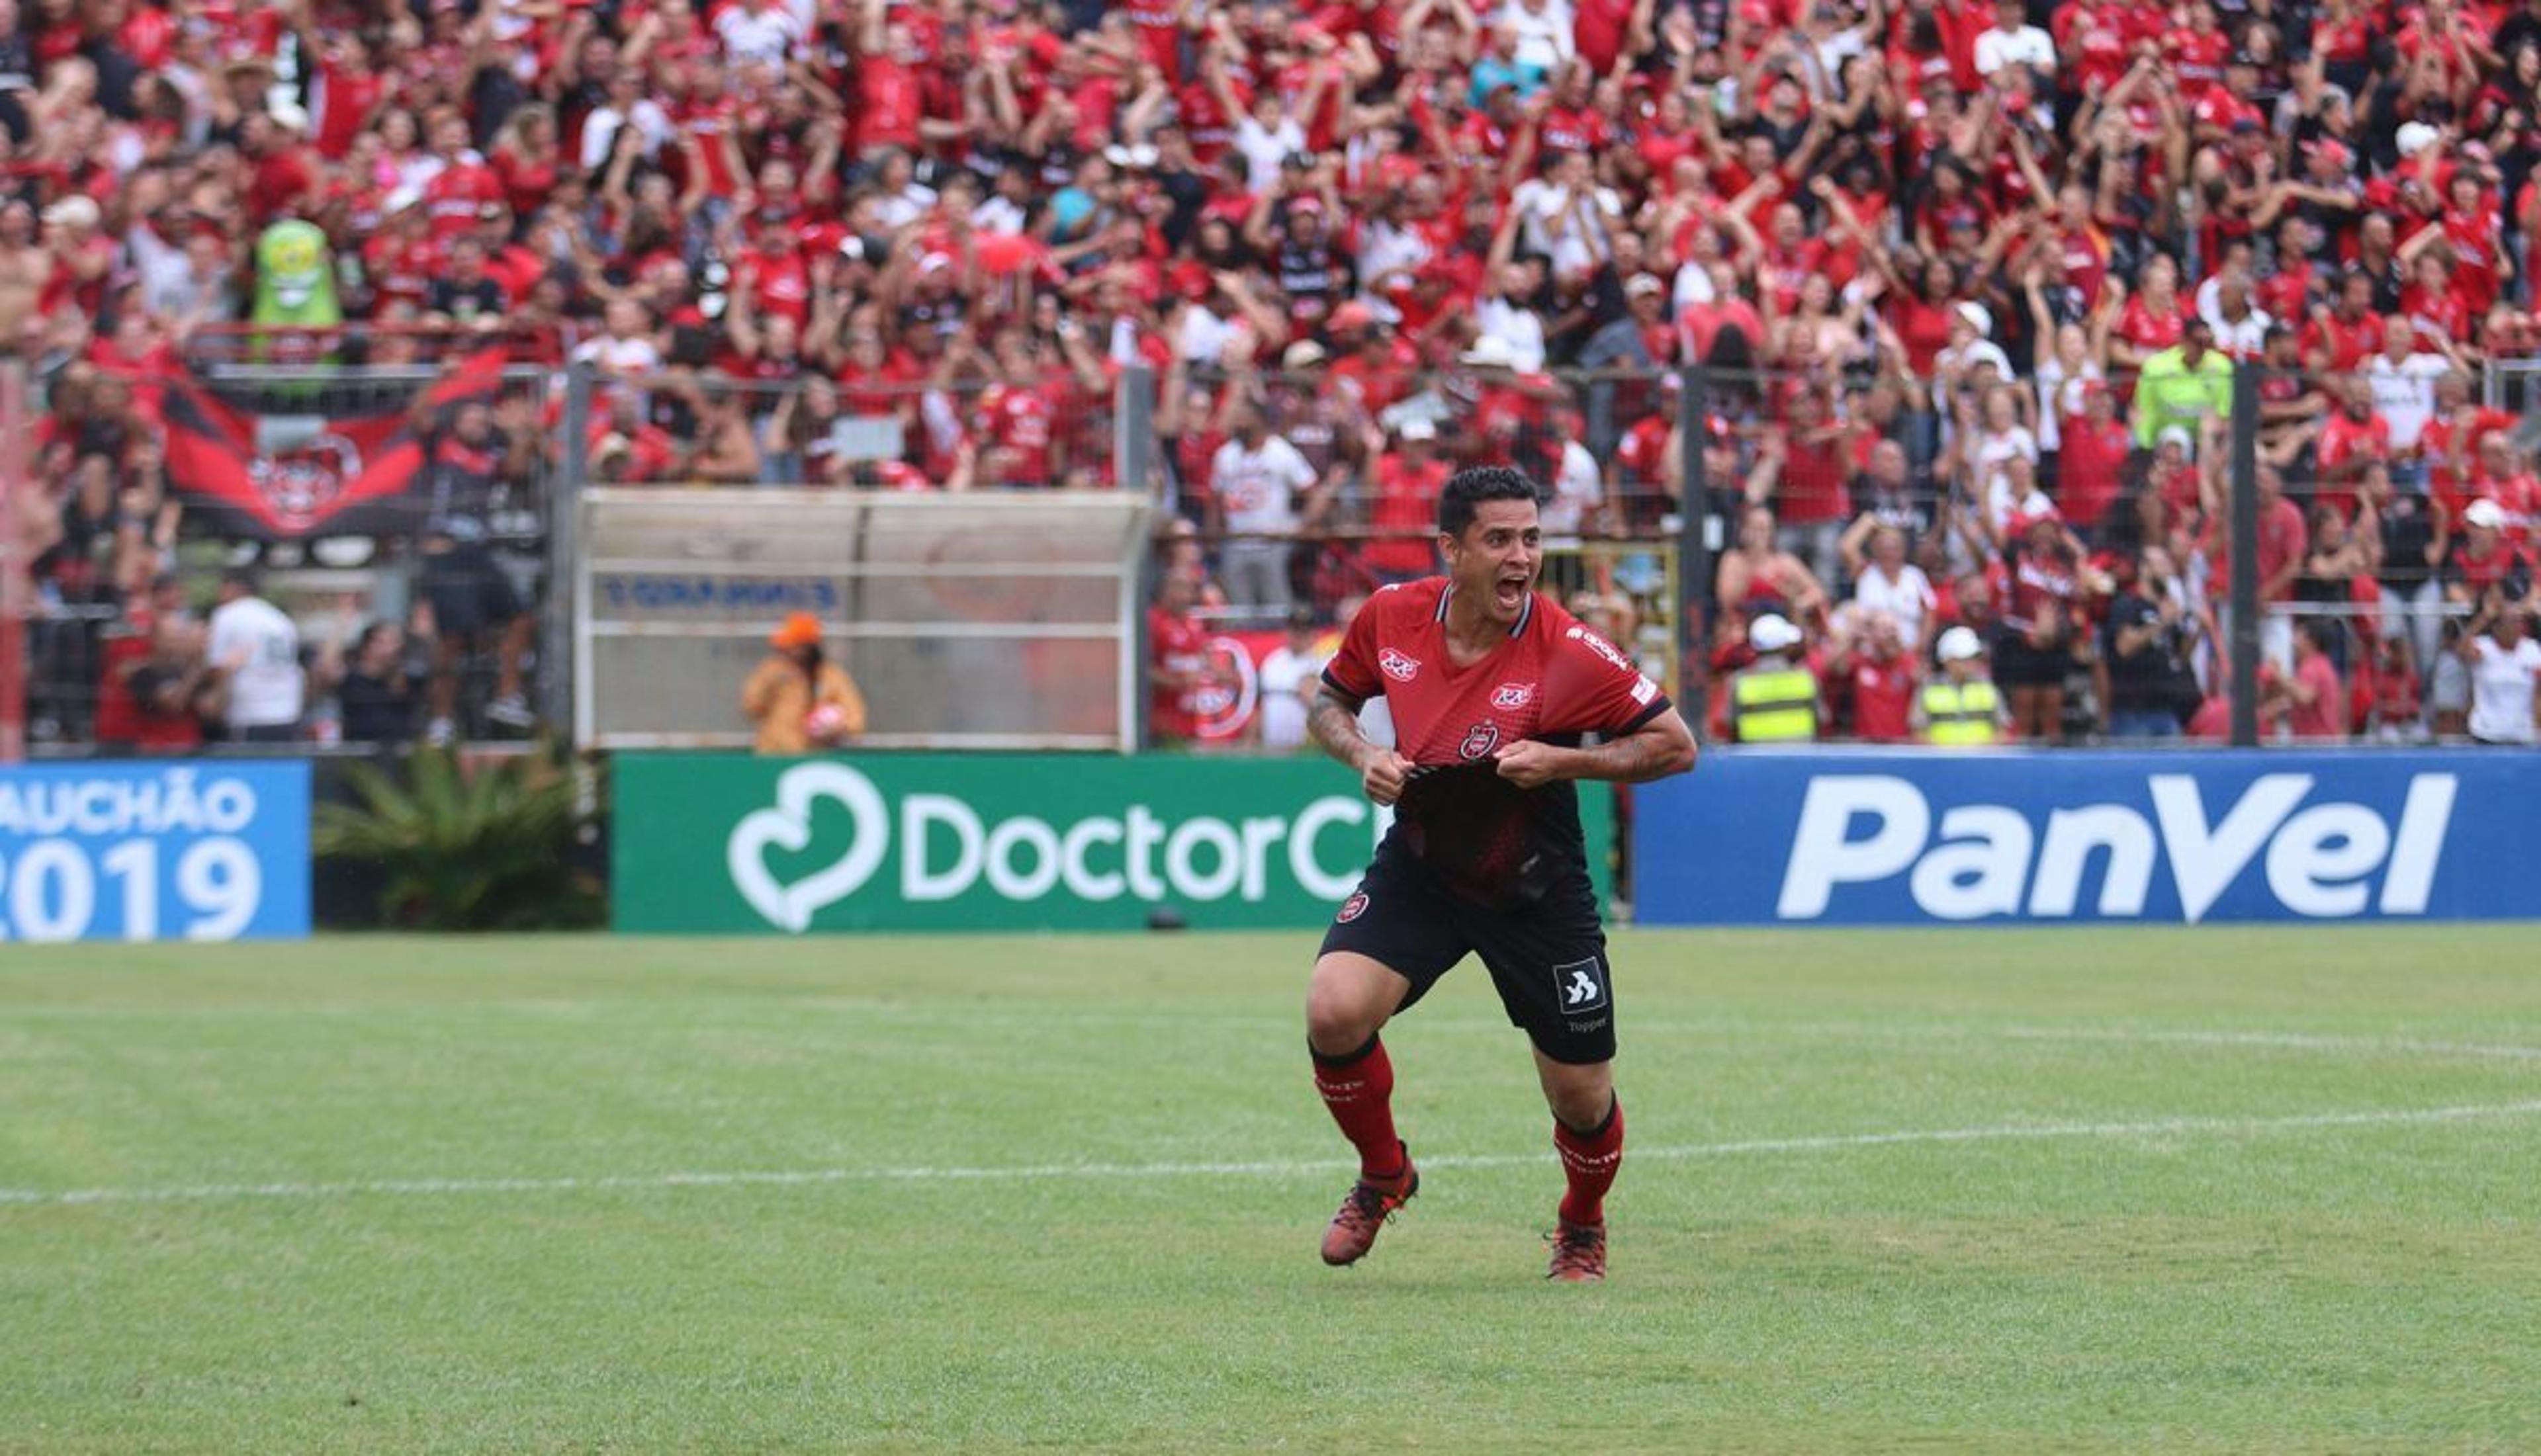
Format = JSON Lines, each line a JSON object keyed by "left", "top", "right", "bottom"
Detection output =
{"left": 1634, "top": 749, "right": 2539, "bottom": 927}
{"left": 614, "top": 753, "right": 1613, "bottom": 933}
{"left": 0, "top": 760, "right": 312, "bottom": 942}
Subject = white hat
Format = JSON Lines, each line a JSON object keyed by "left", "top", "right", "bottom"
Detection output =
{"left": 1953, "top": 300, "right": 1992, "bottom": 337}
{"left": 2157, "top": 425, "right": 2195, "bottom": 452}
{"left": 1461, "top": 334, "right": 1517, "bottom": 368}
{"left": 1282, "top": 339, "right": 1327, "bottom": 370}
{"left": 1625, "top": 272, "right": 1665, "bottom": 297}
{"left": 1749, "top": 614, "right": 1804, "bottom": 653}
{"left": 1398, "top": 417, "right": 1438, "bottom": 441}
{"left": 1937, "top": 624, "right": 1984, "bottom": 663}
{"left": 2464, "top": 497, "right": 2507, "bottom": 529}
{"left": 2396, "top": 122, "right": 2440, "bottom": 158}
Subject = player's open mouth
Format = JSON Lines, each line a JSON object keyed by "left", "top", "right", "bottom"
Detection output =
{"left": 1495, "top": 576, "right": 1529, "bottom": 609}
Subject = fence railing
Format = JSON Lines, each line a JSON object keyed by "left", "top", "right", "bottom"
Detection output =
{"left": 12, "top": 345, "right": 2541, "bottom": 753}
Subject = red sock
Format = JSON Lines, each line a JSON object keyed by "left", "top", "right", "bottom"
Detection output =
{"left": 1312, "top": 1036, "right": 1404, "bottom": 1181}
{"left": 1554, "top": 1097, "right": 1624, "bottom": 1226}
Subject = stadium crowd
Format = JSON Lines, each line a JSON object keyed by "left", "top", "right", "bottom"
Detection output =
{"left": 9, "top": 0, "right": 2541, "bottom": 745}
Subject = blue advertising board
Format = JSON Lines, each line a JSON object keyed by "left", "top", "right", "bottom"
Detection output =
{"left": 0, "top": 760, "right": 311, "bottom": 943}
{"left": 1634, "top": 749, "right": 2541, "bottom": 927}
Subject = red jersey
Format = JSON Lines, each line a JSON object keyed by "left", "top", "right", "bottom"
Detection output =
{"left": 422, "top": 159, "right": 503, "bottom": 240}
{"left": 2057, "top": 413, "right": 2130, "bottom": 532}
{"left": 312, "top": 64, "right": 388, "bottom": 159}
{"left": 2316, "top": 413, "right": 2389, "bottom": 514}
{"left": 1322, "top": 579, "right": 1670, "bottom": 900}
{"left": 2116, "top": 297, "right": 2187, "bottom": 355}
{"left": 977, "top": 382, "right": 1057, "bottom": 480}
{"left": 2423, "top": 406, "right": 2519, "bottom": 517}
{"left": 1148, "top": 605, "right": 1211, "bottom": 742}
{"left": 1364, "top": 455, "right": 1449, "bottom": 578}
{"left": 733, "top": 247, "right": 812, "bottom": 325}
{"left": 363, "top": 234, "right": 438, "bottom": 312}
{"left": 1572, "top": 0, "right": 1634, "bottom": 71}
{"left": 2005, "top": 547, "right": 2079, "bottom": 634}
{"left": 2304, "top": 310, "right": 2386, "bottom": 373}
{"left": 858, "top": 57, "right": 924, "bottom": 152}
{"left": 1838, "top": 653, "right": 1918, "bottom": 742}
{"left": 1773, "top": 428, "right": 1853, "bottom": 526}
{"left": 1535, "top": 105, "right": 1610, "bottom": 158}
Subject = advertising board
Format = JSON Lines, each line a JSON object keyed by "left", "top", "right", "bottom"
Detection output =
{"left": 615, "top": 753, "right": 1612, "bottom": 933}
{"left": 1632, "top": 750, "right": 2535, "bottom": 926}
{"left": 0, "top": 760, "right": 312, "bottom": 942}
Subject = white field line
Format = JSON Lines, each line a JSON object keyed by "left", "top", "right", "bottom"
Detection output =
{"left": 13, "top": 1002, "right": 2541, "bottom": 1066}
{"left": 5, "top": 1098, "right": 2540, "bottom": 1210}
{"left": 1998, "top": 1027, "right": 2541, "bottom": 1062}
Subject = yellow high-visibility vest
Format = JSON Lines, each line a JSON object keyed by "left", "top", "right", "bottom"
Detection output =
{"left": 1921, "top": 679, "right": 2003, "bottom": 745}
{"left": 1732, "top": 666, "right": 1820, "bottom": 742}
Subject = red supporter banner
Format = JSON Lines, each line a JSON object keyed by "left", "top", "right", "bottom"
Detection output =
{"left": 1190, "top": 627, "right": 1347, "bottom": 741}
{"left": 161, "top": 351, "right": 510, "bottom": 540}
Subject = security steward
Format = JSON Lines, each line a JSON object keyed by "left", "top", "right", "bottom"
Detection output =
{"left": 1727, "top": 614, "right": 1821, "bottom": 742}
{"left": 1916, "top": 625, "right": 2008, "bottom": 744}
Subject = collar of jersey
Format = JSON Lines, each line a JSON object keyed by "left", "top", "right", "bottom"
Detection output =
{"left": 1433, "top": 584, "right": 1533, "bottom": 638}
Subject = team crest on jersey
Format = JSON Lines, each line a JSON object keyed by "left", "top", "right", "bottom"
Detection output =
{"left": 1336, "top": 890, "right": 1370, "bottom": 923}
{"left": 1378, "top": 648, "right": 1421, "bottom": 682}
{"left": 1458, "top": 721, "right": 1502, "bottom": 760}
{"left": 1491, "top": 682, "right": 1537, "bottom": 710}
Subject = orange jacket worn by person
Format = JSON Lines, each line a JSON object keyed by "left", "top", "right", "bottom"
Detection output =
{"left": 742, "top": 613, "right": 868, "bottom": 754}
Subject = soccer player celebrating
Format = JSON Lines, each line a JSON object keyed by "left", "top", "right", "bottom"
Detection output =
{"left": 1303, "top": 466, "right": 1699, "bottom": 1282}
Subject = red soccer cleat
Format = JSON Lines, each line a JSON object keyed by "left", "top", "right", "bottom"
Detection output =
{"left": 1319, "top": 1147, "right": 1418, "bottom": 1267}
{"left": 1545, "top": 1218, "right": 1607, "bottom": 1283}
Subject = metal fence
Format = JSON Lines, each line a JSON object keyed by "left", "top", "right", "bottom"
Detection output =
{"left": 578, "top": 363, "right": 1121, "bottom": 492}
{"left": 13, "top": 357, "right": 563, "bottom": 753}
{"left": 11, "top": 344, "right": 2541, "bottom": 754}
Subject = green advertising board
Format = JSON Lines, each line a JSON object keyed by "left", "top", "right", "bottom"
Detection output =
{"left": 613, "top": 753, "right": 1614, "bottom": 933}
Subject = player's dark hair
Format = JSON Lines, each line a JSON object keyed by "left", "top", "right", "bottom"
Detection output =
{"left": 1436, "top": 465, "right": 1540, "bottom": 539}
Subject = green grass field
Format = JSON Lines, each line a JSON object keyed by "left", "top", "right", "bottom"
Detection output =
{"left": 3, "top": 926, "right": 2538, "bottom": 1453}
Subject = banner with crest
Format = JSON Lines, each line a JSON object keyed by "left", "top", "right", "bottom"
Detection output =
{"left": 160, "top": 351, "right": 510, "bottom": 539}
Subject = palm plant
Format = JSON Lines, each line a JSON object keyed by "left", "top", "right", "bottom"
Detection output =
{"left": 314, "top": 741, "right": 603, "bottom": 929}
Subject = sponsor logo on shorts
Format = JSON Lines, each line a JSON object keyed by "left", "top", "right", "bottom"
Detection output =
{"left": 1492, "top": 682, "right": 1537, "bottom": 710}
{"left": 1379, "top": 648, "right": 1421, "bottom": 682}
{"left": 1552, "top": 955, "right": 1610, "bottom": 1015}
{"left": 1458, "top": 722, "right": 1501, "bottom": 760}
{"left": 1336, "top": 890, "right": 1370, "bottom": 923}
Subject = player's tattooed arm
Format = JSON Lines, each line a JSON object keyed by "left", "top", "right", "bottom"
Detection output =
{"left": 1308, "top": 687, "right": 1368, "bottom": 763}
{"left": 1495, "top": 710, "right": 1698, "bottom": 788}
{"left": 1313, "top": 687, "right": 1415, "bottom": 806}
{"left": 1574, "top": 714, "right": 1700, "bottom": 782}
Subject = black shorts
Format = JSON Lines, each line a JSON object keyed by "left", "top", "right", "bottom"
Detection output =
{"left": 420, "top": 544, "right": 523, "bottom": 639}
{"left": 1992, "top": 626, "right": 2074, "bottom": 688}
{"left": 1319, "top": 847, "right": 1617, "bottom": 1066}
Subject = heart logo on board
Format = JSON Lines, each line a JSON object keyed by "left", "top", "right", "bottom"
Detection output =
{"left": 725, "top": 763, "right": 891, "bottom": 933}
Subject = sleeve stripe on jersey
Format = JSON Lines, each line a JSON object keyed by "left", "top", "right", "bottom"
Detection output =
{"left": 1319, "top": 666, "right": 1367, "bottom": 704}
{"left": 1619, "top": 695, "right": 1674, "bottom": 736}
